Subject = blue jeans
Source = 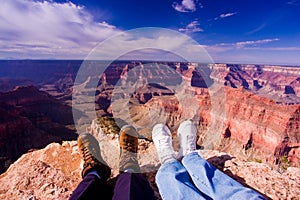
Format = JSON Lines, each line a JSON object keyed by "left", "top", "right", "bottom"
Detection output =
{"left": 156, "top": 152, "right": 266, "bottom": 200}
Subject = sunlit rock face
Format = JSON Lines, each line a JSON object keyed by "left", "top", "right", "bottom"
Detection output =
{"left": 93, "top": 62, "right": 300, "bottom": 167}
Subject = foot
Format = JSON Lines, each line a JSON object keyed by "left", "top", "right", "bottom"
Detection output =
{"left": 152, "top": 124, "right": 176, "bottom": 164}
{"left": 177, "top": 120, "right": 197, "bottom": 158}
{"left": 77, "top": 133, "right": 111, "bottom": 180}
{"left": 119, "top": 125, "right": 140, "bottom": 173}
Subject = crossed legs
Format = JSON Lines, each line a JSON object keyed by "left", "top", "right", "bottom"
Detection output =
{"left": 152, "top": 120, "right": 266, "bottom": 200}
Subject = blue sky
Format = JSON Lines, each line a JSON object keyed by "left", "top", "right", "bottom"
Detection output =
{"left": 0, "top": 0, "right": 300, "bottom": 65}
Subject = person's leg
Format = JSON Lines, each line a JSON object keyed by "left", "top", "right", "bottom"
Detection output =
{"left": 182, "top": 153, "right": 265, "bottom": 200}
{"left": 112, "top": 125, "right": 155, "bottom": 200}
{"left": 69, "top": 133, "right": 112, "bottom": 200}
{"left": 70, "top": 172, "right": 112, "bottom": 200}
{"left": 152, "top": 124, "right": 206, "bottom": 200}
{"left": 178, "top": 120, "right": 265, "bottom": 200}
{"left": 156, "top": 160, "right": 207, "bottom": 200}
{"left": 113, "top": 172, "right": 155, "bottom": 200}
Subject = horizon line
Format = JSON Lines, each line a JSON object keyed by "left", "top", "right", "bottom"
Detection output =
{"left": 1, "top": 59, "right": 300, "bottom": 67}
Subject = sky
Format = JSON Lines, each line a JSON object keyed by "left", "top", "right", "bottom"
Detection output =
{"left": 0, "top": 0, "right": 300, "bottom": 65}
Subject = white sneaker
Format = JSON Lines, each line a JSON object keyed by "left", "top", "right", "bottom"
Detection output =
{"left": 152, "top": 124, "right": 176, "bottom": 164}
{"left": 177, "top": 120, "right": 197, "bottom": 158}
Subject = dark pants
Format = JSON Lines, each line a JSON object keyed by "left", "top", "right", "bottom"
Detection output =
{"left": 70, "top": 172, "right": 155, "bottom": 200}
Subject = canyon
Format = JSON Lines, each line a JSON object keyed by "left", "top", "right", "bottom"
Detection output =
{"left": 0, "top": 85, "right": 78, "bottom": 173}
{"left": 0, "top": 60, "right": 299, "bottom": 198}
{"left": 91, "top": 62, "right": 300, "bottom": 167}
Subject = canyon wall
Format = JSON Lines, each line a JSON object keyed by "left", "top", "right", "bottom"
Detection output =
{"left": 0, "top": 86, "right": 77, "bottom": 173}
{"left": 93, "top": 62, "right": 300, "bottom": 166}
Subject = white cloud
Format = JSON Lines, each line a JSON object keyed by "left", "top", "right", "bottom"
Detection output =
{"left": 214, "top": 12, "right": 237, "bottom": 20}
{"left": 199, "top": 2, "right": 204, "bottom": 9}
{"left": 246, "top": 23, "right": 267, "bottom": 35}
{"left": 0, "top": 1, "right": 207, "bottom": 61}
{"left": 179, "top": 20, "right": 204, "bottom": 33}
{"left": 206, "top": 38, "right": 280, "bottom": 53}
{"left": 172, "top": 0, "right": 196, "bottom": 12}
{"left": 287, "top": 0, "right": 300, "bottom": 5}
{"left": 0, "top": 0, "right": 121, "bottom": 59}
{"left": 84, "top": 27, "right": 213, "bottom": 63}
{"left": 236, "top": 38, "right": 279, "bottom": 47}
{"left": 205, "top": 39, "right": 300, "bottom": 65}
{"left": 220, "top": 12, "right": 237, "bottom": 18}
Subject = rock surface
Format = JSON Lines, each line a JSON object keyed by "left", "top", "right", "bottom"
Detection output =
{"left": 0, "top": 140, "right": 299, "bottom": 200}
{"left": 0, "top": 142, "right": 81, "bottom": 200}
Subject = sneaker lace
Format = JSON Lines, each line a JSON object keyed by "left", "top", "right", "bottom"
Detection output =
{"left": 122, "top": 138, "right": 137, "bottom": 152}
{"left": 157, "top": 136, "right": 173, "bottom": 156}
{"left": 187, "top": 135, "right": 196, "bottom": 151}
{"left": 159, "top": 136, "right": 171, "bottom": 147}
{"left": 81, "top": 146, "right": 94, "bottom": 162}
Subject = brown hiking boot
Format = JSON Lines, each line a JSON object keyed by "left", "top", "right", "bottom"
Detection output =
{"left": 119, "top": 125, "right": 140, "bottom": 173}
{"left": 77, "top": 132, "right": 111, "bottom": 180}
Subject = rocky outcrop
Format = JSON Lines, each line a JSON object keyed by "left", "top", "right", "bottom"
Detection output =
{"left": 1, "top": 140, "right": 299, "bottom": 200}
{"left": 0, "top": 142, "right": 81, "bottom": 200}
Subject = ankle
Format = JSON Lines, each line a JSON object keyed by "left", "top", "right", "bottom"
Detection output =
{"left": 161, "top": 156, "right": 177, "bottom": 165}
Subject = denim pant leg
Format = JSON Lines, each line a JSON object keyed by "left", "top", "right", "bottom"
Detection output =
{"left": 69, "top": 174, "right": 112, "bottom": 200}
{"left": 182, "top": 152, "right": 266, "bottom": 200}
{"left": 112, "top": 172, "right": 155, "bottom": 200}
{"left": 156, "top": 160, "right": 206, "bottom": 200}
